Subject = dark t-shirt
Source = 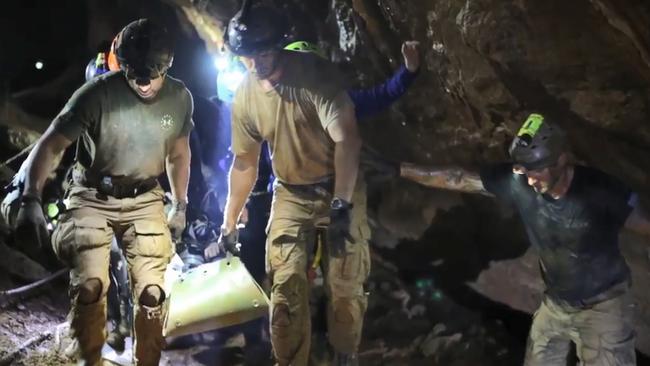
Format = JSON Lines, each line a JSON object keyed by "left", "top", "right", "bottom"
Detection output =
{"left": 480, "top": 164, "right": 633, "bottom": 303}
{"left": 51, "top": 71, "right": 194, "bottom": 180}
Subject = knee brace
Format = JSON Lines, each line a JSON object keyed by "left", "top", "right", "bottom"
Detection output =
{"left": 272, "top": 303, "right": 291, "bottom": 328}
{"left": 139, "top": 284, "right": 165, "bottom": 307}
{"left": 332, "top": 298, "right": 355, "bottom": 324}
{"left": 78, "top": 278, "right": 103, "bottom": 304}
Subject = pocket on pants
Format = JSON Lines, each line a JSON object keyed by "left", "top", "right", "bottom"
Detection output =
{"left": 52, "top": 214, "right": 108, "bottom": 265}
{"left": 132, "top": 220, "right": 172, "bottom": 258}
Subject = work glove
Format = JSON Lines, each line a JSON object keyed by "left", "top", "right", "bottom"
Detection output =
{"left": 14, "top": 194, "right": 49, "bottom": 259}
{"left": 204, "top": 227, "right": 241, "bottom": 259}
{"left": 328, "top": 198, "right": 355, "bottom": 258}
{"left": 167, "top": 200, "right": 187, "bottom": 242}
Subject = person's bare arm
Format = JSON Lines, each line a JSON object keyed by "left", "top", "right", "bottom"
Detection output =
{"left": 399, "top": 162, "right": 493, "bottom": 196}
{"left": 166, "top": 136, "right": 191, "bottom": 204}
{"left": 222, "top": 146, "right": 261, "bottom": 233}
{"left": 23, "top": 126, "right": 74, "bottom": 197}
{"left": 326, "top": 102, "right": 361, "bottom": 201}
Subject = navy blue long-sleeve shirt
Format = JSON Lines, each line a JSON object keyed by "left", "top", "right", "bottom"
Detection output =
{"left": 348, "top": 65, "right": 418, "bottom": 120}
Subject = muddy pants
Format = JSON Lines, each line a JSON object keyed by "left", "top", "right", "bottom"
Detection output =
{"left": 52, "top": 185, "right": 172, "bottom": 366}
{"left": 266, "top": 180, "right": 370, "bottom": 366}
{"left": 524, "top": 291, "right": 636, "bottom": 366}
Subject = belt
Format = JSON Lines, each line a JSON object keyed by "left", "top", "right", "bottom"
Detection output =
{"left": 73, "top": 167, "right": 158, "bottom": 199}
{"left": 277, "top": 180, "right": 334, "bottom": 198}
{"left": 550, "top": 280, "right": 630, "bottom": 309}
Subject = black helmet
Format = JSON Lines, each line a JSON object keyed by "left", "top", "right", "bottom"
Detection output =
{"left": 508, "top": 113, "right": 567, "bottom": 170}
{"left": 114, "top": 18, "right": 174, "bottom": 85}
{"left": 225, "top": 0, "right": 288, "bottom": 56}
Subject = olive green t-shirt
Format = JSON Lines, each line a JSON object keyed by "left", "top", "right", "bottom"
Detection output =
{"left": 231, "top": 52, "right": 353, "bottom": 185}
{"left": 51, "top": 71, "right": 194, "bottom": 180}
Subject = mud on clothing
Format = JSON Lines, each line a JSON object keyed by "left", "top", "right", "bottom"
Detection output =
{"left": 51, "top": 71, "right": 194, "bottom": 180}
{"left": 480, "top": 164, "right": 633, "bottom": 304}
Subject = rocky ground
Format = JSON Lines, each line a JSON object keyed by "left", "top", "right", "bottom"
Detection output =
{"left": 0, "top": 249, "right": 524, "bottom": 366}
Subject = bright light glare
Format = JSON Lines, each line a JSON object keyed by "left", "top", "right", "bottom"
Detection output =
{"left": 222, "top": 70, "right": 245, "bottom": 91}
{"left": 35, "top": 61, "right": 44, "bottom": 70}
{"left": 214, "top": 56, "right": 229, "bottom": 71}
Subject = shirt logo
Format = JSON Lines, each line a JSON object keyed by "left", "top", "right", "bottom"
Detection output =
{"left": 161, "top": 114, "right": 174, "bottom": 130}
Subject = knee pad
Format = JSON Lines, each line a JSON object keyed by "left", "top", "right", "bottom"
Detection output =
{"left": 78, "top": 278, "right": 103, "bottom": 304}
{"left": 139, "top": 284, "right": 165, "bottom": 307}
{"left": 332, "top": 298, "right": 355, "bottom": 324}
{"left": 272, "top": 303, "right": 291, "bottom": 327}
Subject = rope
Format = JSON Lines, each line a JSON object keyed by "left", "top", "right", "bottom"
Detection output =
{"left": 0, "top": 268, "right": 67, "bottom": 297}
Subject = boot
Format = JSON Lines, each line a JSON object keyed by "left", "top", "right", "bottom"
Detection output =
{"left": 105, "top": 319, "right": 126, "bottom": 353}
{"left": 333, "top": 352, "right": 359, "bottom": 366}
{"left": 107, "top": 292, "right": 132, "bottom": 353}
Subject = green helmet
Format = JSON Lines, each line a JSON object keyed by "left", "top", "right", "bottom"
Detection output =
{"left": 508, "top": 113, "right": 567, "bottom": 170}
{"left": 284, "top": 41, "right": 326, "bottom": 59}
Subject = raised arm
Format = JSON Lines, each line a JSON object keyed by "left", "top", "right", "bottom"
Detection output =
{"left": 347, "top": 41, "right": 420, "bottom": 120}
{"left": 400, "top": 162, "right": 493, "bottom": 196}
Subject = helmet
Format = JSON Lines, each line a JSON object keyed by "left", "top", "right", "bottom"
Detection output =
{"left": 114, "top": 18, "right": 174, "bottom": 85}
{"left": 107, "top": 36, "right": 121, "bottom": 72}
{"left": 508, "top": 113, "right": 567, "bottom": 170}
{"left": 284, "top": 41, "right": 326, "bottom": 59}
{"left": 85, "top": 52, "right": 111, "bottom": 81}
{"left": 225, "top": 0, "right": 288, "bottom": 57}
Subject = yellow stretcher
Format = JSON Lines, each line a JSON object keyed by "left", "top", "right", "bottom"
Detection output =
{"left": 163, "top": 255, "right": 269, "bottom": 338}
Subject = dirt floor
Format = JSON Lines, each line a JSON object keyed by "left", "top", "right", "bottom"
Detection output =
{"left": 0, "top": 254, "right": 525, "bottom": 366}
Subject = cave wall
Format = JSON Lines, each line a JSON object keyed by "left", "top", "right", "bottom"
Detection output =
{"left": 3, "top": 0, "right": 650, "bottom": 357}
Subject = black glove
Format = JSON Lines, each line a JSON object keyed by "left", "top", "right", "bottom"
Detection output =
{"left": 360, "top": 147, "right": 400, "bottom": 184}
{"left": 14, "top": 194, "right": 49, "bottom": 258}
{"left": 218, "top": 228, "right": 241, "bottom": 257}
{"left": 327, "top": 198, "right": 355, "bottom": 257}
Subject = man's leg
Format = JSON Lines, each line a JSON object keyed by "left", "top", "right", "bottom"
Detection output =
{"left": 573, "top": 292, "right": 636, "bottom": 366}
{"left": 52, "top": 207, "right": 114, "bottom": 365}
{"left": 323, "top": 181, "right": 370, "bottom": 365}
{"left": 107, "top": 237, "right": 132, "bottom": 352}
{"left": 240, "top": 193, "right": 273, "bottom": 363}
{"left": 524, "top": 296, "right": 573, "bottom": 366}
{"left": 121, "top": 191, "right": 173, "bottom": 366}
{"left": 266, "top": 186, "right": 312, "bottom": 366}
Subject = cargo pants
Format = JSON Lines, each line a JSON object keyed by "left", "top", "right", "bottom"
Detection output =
{"left": 266, "top": 179, "right": 371, "bottom": 366}
{"left": 52, "top": 184, "right": 173, "bottom": 366}
{"left": 524, "top": 291, "right": 636, "bottom": 366}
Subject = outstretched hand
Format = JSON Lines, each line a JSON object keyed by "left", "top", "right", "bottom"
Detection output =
{"left": 401, "top": 41, "right": 420, "bottom": 73}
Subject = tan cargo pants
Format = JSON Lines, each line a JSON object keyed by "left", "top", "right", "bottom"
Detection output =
{"left": 52, "top": 184, "right": 173, "bottom": 366}
{"left": 266, "top": 179, "right": 371, "bottom": 366}
{"left": 524, "top": 291, "right": 636, "bottom": 366}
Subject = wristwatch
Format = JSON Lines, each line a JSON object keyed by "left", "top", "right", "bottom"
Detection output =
{"left": 331, "top": 197, "right": 352, "bottom": 210}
